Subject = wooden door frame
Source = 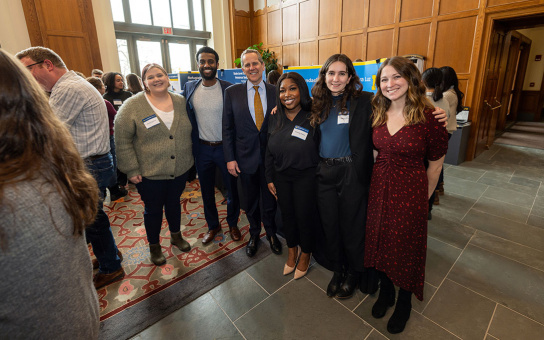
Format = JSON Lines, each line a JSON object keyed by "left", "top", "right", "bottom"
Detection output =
{"left": 467, "top": 5, "right": 544, "bottom": 160}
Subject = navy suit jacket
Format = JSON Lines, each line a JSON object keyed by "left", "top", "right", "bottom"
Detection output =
{"left": 182, "top": 78, "right": 233, "bottom": 157}
{"left": 222, "top": 81, "right": 276, "bottom": 175}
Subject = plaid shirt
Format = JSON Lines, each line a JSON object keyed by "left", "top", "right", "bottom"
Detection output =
{"left": 49, "top": 71, "right": 110, "bottom": 158}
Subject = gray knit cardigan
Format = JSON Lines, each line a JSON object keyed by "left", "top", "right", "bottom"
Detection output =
{"left": 114, "top": 91, "right": 194, "bottom": 180}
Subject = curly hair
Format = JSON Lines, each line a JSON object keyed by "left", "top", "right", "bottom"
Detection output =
{"left": 0, "top": 50, "right": 98, "bottom": 245}
{"left": 103, "top": 71, "right": 125, "bottom": 94}
{"left": 371, "top": 56, "right": 429, "bottom": 127}
{"left": 310, "top": 54, "right": 362, "bottom": 127}
{"left": 271, "top": 72, "right": 312, "bottom": 133}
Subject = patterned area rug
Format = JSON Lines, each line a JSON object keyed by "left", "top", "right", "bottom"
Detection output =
{"left": 97, "top": 180, "right": 269, "bottom": 340}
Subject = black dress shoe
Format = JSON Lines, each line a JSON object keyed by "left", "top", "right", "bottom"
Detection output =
{"left": 246, "top": 235, "right": 260, "bottom": 257}
{"left": 326, "top": 271, "right": 344, "bottom": 297}
{"left": 336, "top": 272, "right": 360, "bottom": 299}
{"left": 267, "top": 234, "right": 282, "bottom": 255}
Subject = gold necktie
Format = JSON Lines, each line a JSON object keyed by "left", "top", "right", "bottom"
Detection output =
{"left": 253, "top": 85, "right": 264, "bottom": 130}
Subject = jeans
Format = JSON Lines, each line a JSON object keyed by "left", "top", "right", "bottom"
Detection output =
{"left": 85, "top": 153, "right": 122, "bottom": 274}
{"left": 135, "top": 173, "right": 189, "bottom": 244}
{"left": 195, "top": 143, "right": 240, "bottom": 231}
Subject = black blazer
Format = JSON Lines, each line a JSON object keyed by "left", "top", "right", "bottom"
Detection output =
{"left": 222, "top": 81, "right": 276, "bottom": 174}
{"left": 315, "top": 91, "right": 375, "bottom": 187}
{"left": 182, "top": 78, "right": 233, "bottom": 157}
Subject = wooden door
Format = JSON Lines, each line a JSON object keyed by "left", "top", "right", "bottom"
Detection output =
{"left": 21, "top": 0, "right": 102, "bottom": 75}
{"left": 475, "top": 23, "right": 508, "bottom": 155}
{"left": 507, "top": 38, "right": 531, "bottom": 124}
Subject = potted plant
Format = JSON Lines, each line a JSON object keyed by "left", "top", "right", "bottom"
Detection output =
{"left": 235, "top": 42, "right": 279, "bottom": 73}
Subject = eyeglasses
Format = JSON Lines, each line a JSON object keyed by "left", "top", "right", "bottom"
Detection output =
{"left": 26, "top": 61, "right": 44, "bottom": 69}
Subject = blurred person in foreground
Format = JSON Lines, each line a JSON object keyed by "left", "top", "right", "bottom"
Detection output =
{"left": 0, "top": 49, "right": 100, "bottom": 338}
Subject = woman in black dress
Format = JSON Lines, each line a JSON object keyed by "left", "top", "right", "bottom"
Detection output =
{"left": 265, "top": 72, "right": 319, "bottom": 279}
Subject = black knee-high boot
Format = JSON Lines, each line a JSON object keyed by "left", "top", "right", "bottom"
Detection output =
{"left": 387, "top": 288, "right": 412, "bottom": 334}
{"left": 371, "top": 271, "right": 396, "bottom": 318}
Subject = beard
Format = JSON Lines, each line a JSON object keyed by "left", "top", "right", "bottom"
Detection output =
{"left": 199, "top": 67, "right": 217, "bottom": 81}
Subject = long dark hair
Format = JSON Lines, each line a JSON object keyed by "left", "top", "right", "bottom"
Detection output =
{"left": 372, "top": 56, "right": 429, "bottom": 127}
{"left": 126, "top": 73, "right": 144, "bottom": 94}
{"left": 422, "top": 67, "right": 445, "bottom": 102}
{"left": 0, "top": 49, "right": 98, "bottom": 247}
{"left": 103, "top": 72, "right": 125, "bottom": 94}
{"left": 272, "top": 72, "right": 312, "bottom": 133}
{"left": 440, "top": 66, "right": 464, "bottom": 113}
{"left": 310, "top": 54, "right": 362, "bottom": 127}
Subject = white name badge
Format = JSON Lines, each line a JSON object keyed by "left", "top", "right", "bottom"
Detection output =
{"left": 338, "top": 114, "right": 349, "bottom": 124}
{"left": 291, "top": 125, "right": 309, "bottom": 140}
{"left": 142, "top": 114, "right": 160, "bottom": 129}
{"left": 113, "top": 99, "right": 123, "bottom": 106}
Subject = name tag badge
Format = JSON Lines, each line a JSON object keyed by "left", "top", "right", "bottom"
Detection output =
{"left": 113, "top": 99, "right": 123, "bottom": 106}
{"left": 291, "top": 125, "right": 309, "bottom": 140}
{"left": 142, "top": 114, "right": 160, "bottom": 129}
{"left": 337, "top": 114, "right": 349, "bottom": 124}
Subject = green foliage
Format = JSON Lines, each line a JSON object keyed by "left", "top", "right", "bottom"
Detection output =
{"left": 234, "top": 42, "right": 278, "bottom": 73}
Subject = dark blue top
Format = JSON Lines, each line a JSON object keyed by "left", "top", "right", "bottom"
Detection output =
{"left": 319, "top": 95, "right": 351, "bottom": 158}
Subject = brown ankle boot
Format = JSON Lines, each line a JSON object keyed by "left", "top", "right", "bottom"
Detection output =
{"left": 171, "top": 231, "right": 191, "bottom": 252}
{"left": 149, "top": 243, "right": 166, "bottom": 266}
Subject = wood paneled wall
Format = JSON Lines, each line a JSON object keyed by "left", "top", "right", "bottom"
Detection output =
{"left": 21, "top": 0, "right": 102, "bottom": 75}
{"left": 229, "top": 0, "right": 544, "bottom": 160}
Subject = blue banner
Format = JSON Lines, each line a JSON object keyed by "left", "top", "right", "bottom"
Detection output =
{"left": 284, "top": 58, "right": 386, "bottom": 95}
{"left": 171, "top": 59, "right": 384, "bottom": 95}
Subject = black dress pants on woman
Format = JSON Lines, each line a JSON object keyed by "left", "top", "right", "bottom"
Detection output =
{"left": 274, "top": 167, "right": 317, "bottom": 254}
{"left": 316, "top": 161, "right": 368, "bottom": 273}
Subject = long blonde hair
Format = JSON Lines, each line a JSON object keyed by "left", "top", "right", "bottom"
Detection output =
{"left": 0, "top": 49, "right": 98, "bottom": 246}
{"left": 372, "top": 57, "right": 430, "bottom": 127}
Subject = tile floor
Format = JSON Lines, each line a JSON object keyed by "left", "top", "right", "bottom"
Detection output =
{"left": 132, "top": 143, "right": 544, "bottom": 340}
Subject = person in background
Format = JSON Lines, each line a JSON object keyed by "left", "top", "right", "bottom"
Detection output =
{"left": 223, "top": 49, "right": 282, "bottom": 258}
{"left": 92, "top": 68, "right": 103, "bottom": 78}
{"left": 365, "top": 57, "right": 448, "bottom": 334}
{"left": 87, "top": 77, "right": 128, "bottom": 203}
{"left": 266, "top": 70, "right": 281, "bottom": 86}
{"left": 126, "top": 73, "right": 144, "bottom": 94}
{"left": 16, "top": 46, "right": 124, "bottom": 289}
{"left": 0, "top": 48, "right": 100, "bottom": 339}
{"left": 103, "top": 72, "right": 133, "bottom": 111}
{"left": 182, "top": 46, "right": 241, "bottom": 245}
{"left": 438, "top": 66, "right": 464, "bottom": 197}
{"left": 115, "top": 63, "right": 193, "bottom": 266}
{"left": 103, "top": 71, "right": 132, "bottom": 200}
{"left": 422, "top": 67, "right": 450, "bottom": 218}
{"left": 265, "top": 72, "right": 318, "bottom": 279}
{"left": 74, "top": 71, "right": 86, "bottom": 78}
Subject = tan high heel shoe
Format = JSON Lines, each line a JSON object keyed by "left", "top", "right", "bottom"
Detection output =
{"left": 294, "top": 252, "right": 311, "bottom": 279}
{"left": 283, "top": 247, "right": 301, "bottom": 275}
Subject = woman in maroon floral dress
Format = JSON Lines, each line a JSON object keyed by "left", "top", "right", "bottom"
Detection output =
{"left": 364, "top": 57, "right": 448, "bottom": 334}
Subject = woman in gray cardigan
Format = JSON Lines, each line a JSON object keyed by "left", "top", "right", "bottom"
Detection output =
{"left": 115, "top": 63, "right": 194, "bottom": 266}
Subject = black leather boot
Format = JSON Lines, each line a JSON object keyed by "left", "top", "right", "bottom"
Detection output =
{"left": 326, "top": 271, "right": 344, "bottom": 297}
{"left": 387, "top": 288, "right": 412, "bottom": 334}
{"left": 336, "top": 271, "right": 360, "bottom": 299}
{"left": 360, "top": 267, "right": 379, "bottom": 294}
{"left": 372, "top": 271, "right": 396, "bottom": 318}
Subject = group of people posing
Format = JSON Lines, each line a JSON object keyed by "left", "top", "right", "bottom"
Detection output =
{"left": 0, "top": 43, "right": 462, "bottom": 336}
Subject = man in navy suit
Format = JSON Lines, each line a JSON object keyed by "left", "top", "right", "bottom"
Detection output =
{"left": 183, "top": 47, "right": 241, "bottom": 245}
{"left": 223, "top": 49, "right": 282, "bottom": 257}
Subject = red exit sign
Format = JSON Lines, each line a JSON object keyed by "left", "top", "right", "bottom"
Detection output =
{"left": 162, "top": 27, "right": 173, "bottom": 35}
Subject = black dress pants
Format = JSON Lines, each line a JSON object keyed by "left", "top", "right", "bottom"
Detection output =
{"left": 240, "top": 163, "right": 277, "bottom": 237}
{"left": 316, "top": 160, "right": 368, "bottom": 272}
{"left": 274, "top": 167, "right": 317, "bottom": 253}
